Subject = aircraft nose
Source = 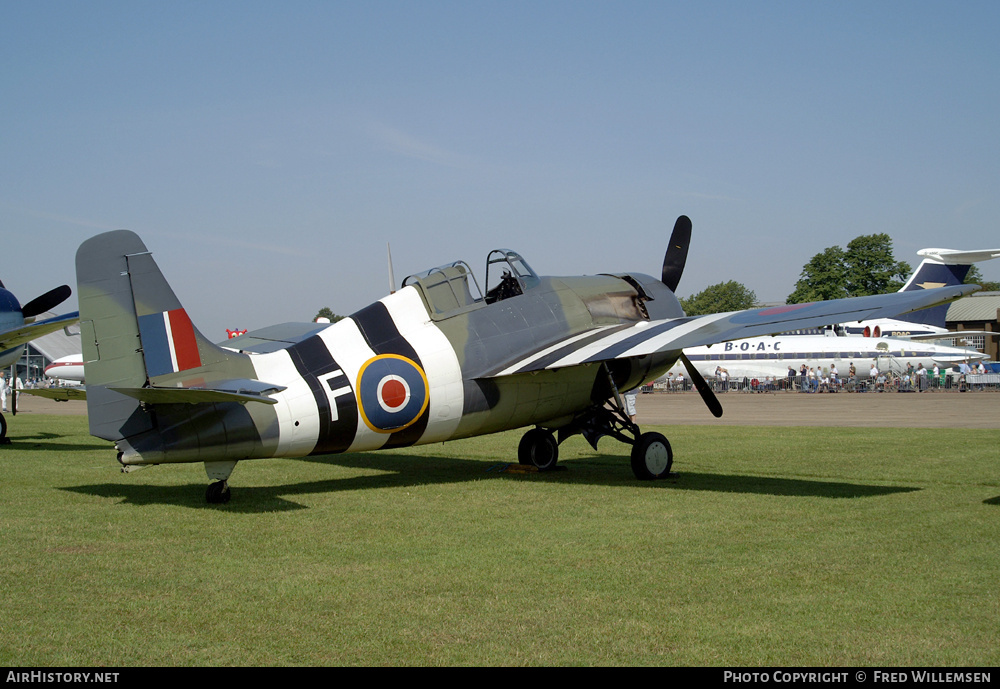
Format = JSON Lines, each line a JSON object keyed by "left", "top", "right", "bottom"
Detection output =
{"left": 44, "top": 361, "right": 74, "bottom": 379}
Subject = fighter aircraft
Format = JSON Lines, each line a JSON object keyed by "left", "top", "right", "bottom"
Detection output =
{"left": 75, "top": 217, "right": 975, "bottom": 502}
{"left": 0, "top": 280, "right": 79, "bottom": 442}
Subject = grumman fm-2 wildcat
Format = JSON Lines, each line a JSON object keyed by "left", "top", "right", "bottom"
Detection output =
{"left": 75, "top": 217, "right": 974, "bottom": 502}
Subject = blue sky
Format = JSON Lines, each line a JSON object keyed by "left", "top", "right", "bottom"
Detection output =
{"left": 3, "top": 1, "right": 999, "bottom": 334}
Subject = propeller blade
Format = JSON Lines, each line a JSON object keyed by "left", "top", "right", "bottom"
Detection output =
{"left": 661, "top": 215, "right": 692, "bottom": 292}
{"left": 20, "top": 285, "right": 72, "bottom": 319}
{"left": 681, "top": 352, "right": 723, "bottom": 418}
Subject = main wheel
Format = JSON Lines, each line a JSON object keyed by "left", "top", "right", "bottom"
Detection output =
{"left": 0, "top": 412, "right": 8, "bottom": 445}
{"left": 630, "top": 432, "right": 673, "bottom": 480}
{"left": 518, "top": 428, "right": 559, "bottom": 471}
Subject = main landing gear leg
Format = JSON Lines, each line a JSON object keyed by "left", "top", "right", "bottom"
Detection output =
{"left": 578, "top": 365, "right": 675, "bottom": 480}
{"left": 516, "top": 367, "right": 676, "bottom": 480}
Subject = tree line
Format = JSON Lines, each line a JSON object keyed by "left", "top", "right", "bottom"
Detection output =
{"left": 680, "top": 233, "right": 997, "bottom": 316}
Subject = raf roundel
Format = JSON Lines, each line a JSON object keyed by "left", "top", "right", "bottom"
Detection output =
{"left": 356, "top": 354, "right": 430, "bottom": 433}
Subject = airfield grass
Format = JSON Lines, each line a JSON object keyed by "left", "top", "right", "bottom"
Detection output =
{"left": 0, "top": 415, "right": 998, "bottom": 666}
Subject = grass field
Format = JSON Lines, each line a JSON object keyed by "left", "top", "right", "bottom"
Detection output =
{"left": 1, "top": 414, "right": 997, "bottom": 666}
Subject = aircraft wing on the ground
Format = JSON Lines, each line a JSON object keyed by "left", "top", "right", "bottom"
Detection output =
{"left": 485, "top": 284, "right": 977, "bottom": 377}
{"left": 22, "top": 386, "right": 87, "bottom": 401}
{"left": 0, "top": 311, "right": 79, "bottom": 352}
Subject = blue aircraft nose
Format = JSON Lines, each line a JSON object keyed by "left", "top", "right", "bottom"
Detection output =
{"left": 0, "top": 287, "right": 22, "bottom": 312}
{"left": 0, "top": 288, "right": 23, "bottom": 331}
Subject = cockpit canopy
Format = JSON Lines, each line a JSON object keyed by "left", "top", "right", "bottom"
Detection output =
{"left": 403, "top": 261, "right": 482, "bottom": 316}
{"left": 484, "top": 249, "right": 540, "bottom": 303}
{"left": 402, "top": 249, "right": 540, "bottom": 319}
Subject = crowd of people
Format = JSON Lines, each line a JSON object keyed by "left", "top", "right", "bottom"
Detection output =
{"left": 647, "top": 360, "right": 995, "bottom": 395}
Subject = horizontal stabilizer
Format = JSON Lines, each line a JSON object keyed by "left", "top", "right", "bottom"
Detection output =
{"left": 22, "top": 386, "right": 87, "bottom": 401}
{"left": 108, "top": 378, "right": 286, "bottom": 406}
{"left": 916, "top": 248, "right": 1000, "bottom": 265}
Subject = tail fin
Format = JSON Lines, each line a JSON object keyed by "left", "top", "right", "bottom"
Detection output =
{"left": 895, "top": 248, "right": 1000, "bottom": 328}
{"left": 77, "top": 230, "right": 259, "bottom": 441}
{"left": 899, "top": 255, "right": 972, "bottom": 293}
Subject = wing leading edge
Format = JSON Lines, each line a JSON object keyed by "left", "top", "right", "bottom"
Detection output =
{"left": 485, "top": 284, "right": 978, "bottom": 377}
{"left": 0, "top": 311, "right": 79, "bottom": 352}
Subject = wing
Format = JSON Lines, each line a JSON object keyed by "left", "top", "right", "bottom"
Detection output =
{"left": 22, "top": 386, "right": 87, "bottom": 401}
{"left": 0, "top": 312, "right": 79, "bottom": 352}
{"left": 903, "top": 330, "right": 1000, "bottom": 342}
{"left": 485, "top": 285, "right": 977, "bottom": 377}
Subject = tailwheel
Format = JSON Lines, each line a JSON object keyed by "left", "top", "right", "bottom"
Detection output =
{"left": 518, "top": 427, "right": 559, "bottom": 471}
{"left": 204, "top": 460, "right": 236, "bottom": 504}
{"left": 206, "top": 480, "right": 231, "bottom": 504}
{"left": 630, "top": 432, "right": 673, "bottom": 480}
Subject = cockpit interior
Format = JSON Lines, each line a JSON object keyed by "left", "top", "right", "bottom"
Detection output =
{"left": 402, "top": 249, "right": 540, "bottom": 318}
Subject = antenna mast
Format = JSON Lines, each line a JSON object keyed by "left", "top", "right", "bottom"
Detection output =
{"left": 387, "top": 243, "right": 396, "bottom": 294}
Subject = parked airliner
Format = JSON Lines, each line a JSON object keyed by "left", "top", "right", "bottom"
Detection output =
{"left": 43, "top": 354, "right": 85, "bottom": 383}
{"left": 671, "top": 332, "right": 986, "bottom": 383}
{"left": 664, "top": 245, "right": 997, "bottom": 383}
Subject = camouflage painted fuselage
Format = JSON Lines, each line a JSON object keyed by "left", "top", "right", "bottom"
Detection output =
{"left": 77, "top": 231, "right": 683, "bottom": 468}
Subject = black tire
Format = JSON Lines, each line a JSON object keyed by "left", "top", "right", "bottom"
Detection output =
{"left": 0, "top": 412, "right": 7, "bottom": 444}
{"left": 630, "top": 432, "right": 673, "bottom": 480}
{"left": 518, "top": 428, "right": 559, "bottom": 471}
{"left": 206, "top": 481, "right": 231, "bottom": 504}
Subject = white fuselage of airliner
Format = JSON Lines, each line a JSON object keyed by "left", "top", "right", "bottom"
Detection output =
{"left": 670, "top": 333, "right": 987, "bottom": 382}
